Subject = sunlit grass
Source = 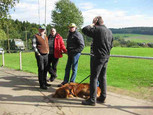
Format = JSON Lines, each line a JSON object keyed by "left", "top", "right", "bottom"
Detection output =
{"left": 0, "top": 47, "right": 153, "bottom": 95}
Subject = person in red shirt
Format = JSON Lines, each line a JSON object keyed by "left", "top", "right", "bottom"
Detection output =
{"left": 48, "top": 28, "right": 67, "bottom": 82}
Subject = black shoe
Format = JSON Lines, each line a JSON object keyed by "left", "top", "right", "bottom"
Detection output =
{"left": 46, "top": 83, "right": 51, "bottom": 87}
{"left": 40, "top": 85, "right": 48, "bottom": 90}
{"left": 50, "top": 76, "right": 57, "bottom": 82}
{"left": 57, "top": 82, "right": 65, "bottom": 87}
{"left": 97, "top": 97, "right": 106, "bottom": 103}
{"left": 82, "top": 99, "right": 96, "bottom": 106}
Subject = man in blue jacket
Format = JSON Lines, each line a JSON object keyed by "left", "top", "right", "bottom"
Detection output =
{"left": 82, "top": 16, "right": 113, "bottom": 106}
{"left": 58, "top": 23, "right": 84, "bottom": 87}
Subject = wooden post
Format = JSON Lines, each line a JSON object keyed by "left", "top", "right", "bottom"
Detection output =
{"left": 2, "top": 50, "right": 5, "bottom": 66}
{"left": 19, "top": 51, "right": 22, "bottom": 70}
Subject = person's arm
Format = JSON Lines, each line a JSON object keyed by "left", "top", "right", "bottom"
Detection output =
{"left": 60, "top": 36, "right": 67, "bottom": 53}
{"left": 70, "top": 32, "right": 84, "bottom": 54}
{"left": 75, "top": 33, "right": 84, "bottom": 53}
{"left": 82, "top": 25, "right": 95, "bottom": 38}
{"left": 32, "top": 36, "right": 40, "bottom": 55}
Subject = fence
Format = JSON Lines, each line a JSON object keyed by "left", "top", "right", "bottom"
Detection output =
{"left": 0, "top": 50, "right": 30, "bottom": 70}
{"left": 1, "top": 50, "right": 153, "bottom": 70}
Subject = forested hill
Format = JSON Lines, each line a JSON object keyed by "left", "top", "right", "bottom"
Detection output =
{"left": 1, "top": 19, "right": 153, "bottom": 39}
{"left": 110, "top": 27, "right": 153, "bottom": 35}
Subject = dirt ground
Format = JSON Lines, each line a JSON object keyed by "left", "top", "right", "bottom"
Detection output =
{"left": 108, "top": 86, "right": 153, "bottom": 102}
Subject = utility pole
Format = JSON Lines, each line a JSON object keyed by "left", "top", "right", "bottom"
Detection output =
{"left": 45, "top": 0, "right": 47, "bottom": 26}
{"left": 45, "top": 0, "right": 47, "bottom": 35}
{"left": 38, "top": 0, "right": 40, "bottom": 24}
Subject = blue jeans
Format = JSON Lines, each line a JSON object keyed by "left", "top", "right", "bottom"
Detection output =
{"left": 63, "top": 53, "right": 81, "bottom": 83}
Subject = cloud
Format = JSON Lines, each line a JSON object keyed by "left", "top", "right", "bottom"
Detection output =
{"left": 10, "top": 0, "right": 153, "bottom": 28}
{"left": 82, "top": 9, "right": 153, "bottom": 28}
{"left": 10, "top": 0, "right": 59, "bottom": 25}
{"left": 113, "top": 0, "right": 118, "bottom": 3}
{"left": 79, "top": 2, "right": 95, "bottom": 10}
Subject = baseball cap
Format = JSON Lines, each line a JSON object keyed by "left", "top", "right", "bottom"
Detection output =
{"left": 39, "top": 24, "right": 46, "bottom": 30}
{"left": 69, "top": 23, "right": 77, "bottom": 28}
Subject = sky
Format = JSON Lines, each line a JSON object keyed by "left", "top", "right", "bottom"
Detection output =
{"left": 10, "top": 0, "right": 153, "bottom": 28}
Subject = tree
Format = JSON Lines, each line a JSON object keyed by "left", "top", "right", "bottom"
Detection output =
{"left": 0, "top": 29, "right": 7, "bottom": 40}
{"left": 0, "top": 0, "right": 19, "bottom": 19}
{"left": 0, "top": 29, "right": 7, "bottom": 48}
{"left": 51, "top": 0, "right": 83, "bottom": 38}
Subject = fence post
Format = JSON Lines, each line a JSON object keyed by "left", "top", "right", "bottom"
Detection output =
{"left": 19, "top": 51, "right": 22, "bottom": 70}
{"left": 2, "top": 50, "right": 5, "bottom": 66}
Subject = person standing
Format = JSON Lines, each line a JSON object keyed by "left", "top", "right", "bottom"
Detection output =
{"left": 32, "top": 25, "right": 50, "bottom": 90}
{"left": 48, "top": 28, "right": 67, "bottom": 82}
{"left": 82, "top": 16, "right": 113, "bottom": 105}
{"left": 58, "top": 23, "right": 85, "bottom": 87}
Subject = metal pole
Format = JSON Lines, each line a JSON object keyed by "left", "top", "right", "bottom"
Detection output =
{"left": 19, "top": 51, "right": 22, "bottom": 70}
{"left": 110, "top": 55, "right": 153, "bottom": 60}
{"left": 2, "top": 50, "right": 5, "bottom": 66}
{"left": 81, "top": 53, "right": 153, "bottom": 60}
{"left": 38, "top": 0, "right": 40, "bottom": 24}
{"left": 45, "top": 0, "right": 47, "bottom": 26}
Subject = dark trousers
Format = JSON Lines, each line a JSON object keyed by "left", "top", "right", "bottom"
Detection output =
{"left": 90, "top": 56, "right": 108, "bottom": 102}
{"left": 35, "top": 53, "right": 48, "bottom": 87}
{"left": 48, "top": 54, "right": 59, "bottom": 78}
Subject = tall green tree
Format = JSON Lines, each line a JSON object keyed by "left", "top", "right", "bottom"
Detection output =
{"left": 52, "top": 0, "right": 83, "bottom": 39}
{"left": 0, "top": 0, "right": 19, "bottom": 19}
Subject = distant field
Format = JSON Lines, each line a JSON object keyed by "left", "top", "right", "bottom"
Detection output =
{"left": 113, "top": 34, "right": 153, "bottom": 43}
{"left": 0, "top": 47, "right": 153, "bottom": 100}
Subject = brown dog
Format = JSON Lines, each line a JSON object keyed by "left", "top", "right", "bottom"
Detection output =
{"left": 52, "top": 83, "right": 101, "bottom": 99}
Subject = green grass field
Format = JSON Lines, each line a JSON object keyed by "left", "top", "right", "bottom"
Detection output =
{"left": 114, "top": 34, "right": 153, "bottom": 43}
{"left": 0, "top": 47, "right": 153, "bottom": 100}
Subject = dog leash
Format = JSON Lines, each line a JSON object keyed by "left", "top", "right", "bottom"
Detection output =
{"left": 78, "top": 75, "right": 90, "bottom": 84}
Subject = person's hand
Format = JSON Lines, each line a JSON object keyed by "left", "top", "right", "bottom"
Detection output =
{"left": 90, "top": 23, "right": 95, "bottom": 27}
{"left": 37, "top": 53, "right": 41, "bottom": 57}
{"left": 92, "top": 17, "right": 98, "bottom": 25}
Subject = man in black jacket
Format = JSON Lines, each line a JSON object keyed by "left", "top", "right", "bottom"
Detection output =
{"left": 82, "top": 16, "right": 113, "bottom": 106}
{"left": 58, "top": 23, "right": 84, "bottom": 87}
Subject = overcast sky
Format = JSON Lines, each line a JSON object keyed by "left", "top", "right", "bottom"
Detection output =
{"left": 10, "top": 0, "right": 153, "bottom": 28}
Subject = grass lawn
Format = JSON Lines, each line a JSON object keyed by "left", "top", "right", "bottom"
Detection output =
{"left": 0, "top": 47, "right": 153, "bottom": 100}
{"left": 113, "top": 34, "right": 153, "bottom": 43}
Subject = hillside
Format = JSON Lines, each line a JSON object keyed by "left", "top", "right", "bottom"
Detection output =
{"left": 110, "top": 27, "right": 153, "bottom": 35}
{"left": 113, "top": 34, "right": 153, "bottom": 43}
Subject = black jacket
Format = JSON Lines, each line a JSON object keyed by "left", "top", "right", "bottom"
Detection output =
{"left": 67, "top": 30, "right": 84, "bottom": 57}
{"left": 82, "top": 25, "right": 113, "bottom": 58}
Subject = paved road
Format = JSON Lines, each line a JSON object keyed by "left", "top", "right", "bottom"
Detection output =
{"left": 0, "top": 67, "right": 153, "bottom": 115}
